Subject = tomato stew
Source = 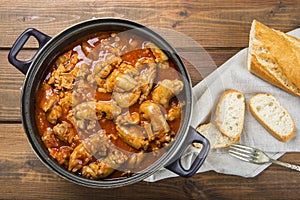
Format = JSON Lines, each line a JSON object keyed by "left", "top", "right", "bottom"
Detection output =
{"left": 35, "top": 31, "right": 185, "bottom": 180}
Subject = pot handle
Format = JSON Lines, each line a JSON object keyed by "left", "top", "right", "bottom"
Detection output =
{"left": 8, "top": 28, "right": 51, "bottom": 75}
{"left": 165, "top": 126, "right": 210, "bottom": 177}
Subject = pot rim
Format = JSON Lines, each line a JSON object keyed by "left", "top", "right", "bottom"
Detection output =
{"left": 20, "top": 18, "right": 194, "bottom": 188}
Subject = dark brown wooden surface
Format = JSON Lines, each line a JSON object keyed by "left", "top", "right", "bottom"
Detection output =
{"left": 1, "top": 0, "right": 300, "bottom": 199}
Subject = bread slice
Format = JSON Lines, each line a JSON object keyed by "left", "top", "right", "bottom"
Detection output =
{"left": 196, "top": 123, "right": 239, "bottom": 149}
{"left": 249, "top": 93, "right": 295, "bottom": 142}
{"left": 247, "top": 20, "right": 300, "bottom": 97}
{"left": 215, "top": 90, "right": 245, "bottom": 139}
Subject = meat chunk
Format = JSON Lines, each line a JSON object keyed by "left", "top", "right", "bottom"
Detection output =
{"left": 39, "top": 84, "right": 59, "bottom": 112}
{"left": 126, "top": 151, "right": 145, "bottom": 170}
{"left": 137, "top": 62, "right": 157, "bottom": 103}
{"left": 68, "top": 130, "right": 111, "bottom": 172}
{"left": 166, "top": 102, "right": 183, "bottom": 121}
{"left": 53, "top": 121, "right": 77, "bottom": 144}
{"left": 81, "top": 130, "right": 110, "bottom": 159}
{"left": 55, "top": 50, "right": 72, "bottom": 67}
{"left": 93, "top": 55, "right": 122, "bottom": 79}
{"left": 46, "top": 104, "right": 62, "bottom": 125}
{"left": 82, "top": 148, "right": 127, "bottom": 179}
{"left": 144, "top": 42, "right": 168, "bottom": 63}
{"left": 82, "top": 160, "right": 115, "bottom": 179}
{"left": 139, "top": 101, "right": 170, "bottom": 136}
{"left": 105, "top": 67, "right": 138, "bottom": 93}
{"left": 68, "top": 143, "right": 92, "bottom": 172}
{"left": 48, "top": 51, "right": 79, "bottom": 90}
{"left": 115, "top": 117, "right": 149, "bottom": 150}
{"left": 112, "top": 89, "right": 141, "bottom": 108}
{"left": 74, "top": 101, "right": 121, "bottom": 120}
{"left": 41, "top": 128, "right": 59, "bottom": 148}
{"left": 116, "top": 111, "right": 140, "bottom": 125}
{"left": 59, "top": 91, "right": 73, "bottom": 113}
{"left": 49, "top": 146, "right": 73, "bottom": 166}
{"left": 152, "top": 79, "right": 184, "bottom": 108}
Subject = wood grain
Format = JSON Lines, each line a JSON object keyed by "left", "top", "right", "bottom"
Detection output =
{"left": 1, "top": 0, "right": 299, "bottom": 48}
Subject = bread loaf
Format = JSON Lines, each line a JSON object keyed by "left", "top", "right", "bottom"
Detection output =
{"left": 247, "top": 20, "right": 300, "bottom": 97}
{"left": 215, "top": 90, "right": 245, "bottom": 139}
{"left": 196, "top": 123, "right": 239, "bottom": 149}
{"left": 249, "top": 93, "right": 295, "bottom": 142}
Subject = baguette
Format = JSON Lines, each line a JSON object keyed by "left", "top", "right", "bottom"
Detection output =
{"left": 196, "top": 123, "right": 239, "bottom": 149}
{"left": 249, "top": 93, "right": 295, "bottom": 142}
{"left": 247, "top": 20, "right": 300, "bottom": 97}
{"left": 215, "top": 90, "right": 245, "bottom": 139}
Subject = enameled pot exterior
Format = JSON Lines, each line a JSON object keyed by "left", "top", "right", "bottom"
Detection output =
{"left": 8, "top": 18, "right": 210, "bottom": 188}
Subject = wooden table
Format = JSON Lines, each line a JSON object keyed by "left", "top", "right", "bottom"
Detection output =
{"left": 1, "top": 0, "right": 299, "bottom": 199}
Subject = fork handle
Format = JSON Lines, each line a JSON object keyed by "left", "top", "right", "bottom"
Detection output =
{"left": 271, "top": 159, "right": 300, "bottom": 171}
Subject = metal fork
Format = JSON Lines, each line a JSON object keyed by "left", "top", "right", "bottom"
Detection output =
{"left": 228, "top": 144, "right": 300, "bottom": 171}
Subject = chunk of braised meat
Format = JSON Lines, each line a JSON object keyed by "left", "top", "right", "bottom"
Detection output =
{"left": 115, "top": 117, "right": 149, "bottom": 150}
{"left": 72, "top": 78, "right": 95, "bottom": 105}
{"left": 126, "top": 151, "right": 145, "bottom": 171}
{"left": 118, "top": 63, "right": 139, "bottom": 75}
{"left": 143, "top": 42, "right": 170, "bottom": 69}
{"left": 60, "top": 73, "right": 75, "bottom": 89}
{"left": 39, "top": 84, "right": 59, "bottom": 112}
{"left": 152, "top": 79, "right": 184, "bottom": 108}
{"left": 53, "top": 121, "right": 78, "bottom": 144}
{"left": 112, "top": 89, "right": 141, "bottom": 108}
{"left": 73, "top": 101, "right": 121, "bottom": 120}
{"left": 41, "top": 128, "right": 59, "bottom": 148}
{"left": 55, "top": 50, "right": 73, "bottom": 66}
{"left": 166, "top": 102, "right": 183, "bottom": 121}
{"left": 82, "top": 148, "right": 128, "bottom": 179}
{"left": 76, "top": 62, "right": 91, "bottom": 78}
{"left": 49, "top": 67, "right": 79, "bottom": 90}
{"left": 58, "top": 91, "right": 73, "bottom": 113}
{"left": 81, "top": 130, "right": 110, "bottom": 159}
{"left": 46, "top": 104, "right": 62, "bottom": 125}
{"left": 49, "top": 146, "right": 73, "bottom": 166}
{"left": 136, "top": 62, "right": 157, "bottom": 103}
{"left": 68, "top": 143, "right": 92, "bottom": 172}
{"left": 68, "top": 130, "right": 110, "bottom": 172}
{"left": 115, "top": 111, "right": 140, "bottom": 125}
{"left": 139, "top": 101, "right": 170, "bottom": 140}
{"left": 144, "top": 42, "right": 168, "bottom": 63}
{"left": 81, "top": 41, "right": 96, "bottom": 59}
{"left": 105, "top": 69, "right": 138, "bottom": 92}
{"left": 82, "top": 160, "right": 114, "bottom": 179}
{"left": 107, "top": 60, "right": 157, "bottom": 108}
{"left": 93, "top": 55, "right": 122, "bottom": 79}
{"left": 48, "top": 50, "right": 79, "bottom": 90}
{"left": 73, "top": 101, "right": 97, "bottom": 120}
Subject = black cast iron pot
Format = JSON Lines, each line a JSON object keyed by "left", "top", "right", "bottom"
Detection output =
{"left": 8, "top": 18, "right": 210, "bottom": 188}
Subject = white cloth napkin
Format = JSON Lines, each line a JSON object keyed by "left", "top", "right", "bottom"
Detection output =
{"left": 144, "top": 28, "right": 300, "bottom": 182}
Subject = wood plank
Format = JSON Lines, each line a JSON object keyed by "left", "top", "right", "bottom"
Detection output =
{"left": 1, "top": 0, "right": 299, "bottom": 48}
{"left": 1, "top": 123, "right": 300, "bottom": 199}
{"left": 0, "top": 48, "right": 239, "bottom": 121}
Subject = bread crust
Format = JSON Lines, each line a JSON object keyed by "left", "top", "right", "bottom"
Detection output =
{"left": 196, "top": 122, "right": 239, "bottom": 149}
{"left": 249, "top": 55, "right": 300, "bottom": 97}
{"left": 215, "top": 89, "right": 245, "bottom": 139}
{"left": 249, "top": 93, "right": 295, "bottom": 142}
{"left": 248, "top": 20, "right": 300, "bottom": 97}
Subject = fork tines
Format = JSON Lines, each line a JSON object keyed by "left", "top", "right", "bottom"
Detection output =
{"left": 228, "top": 144, "right": 254, "bottom": 162}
